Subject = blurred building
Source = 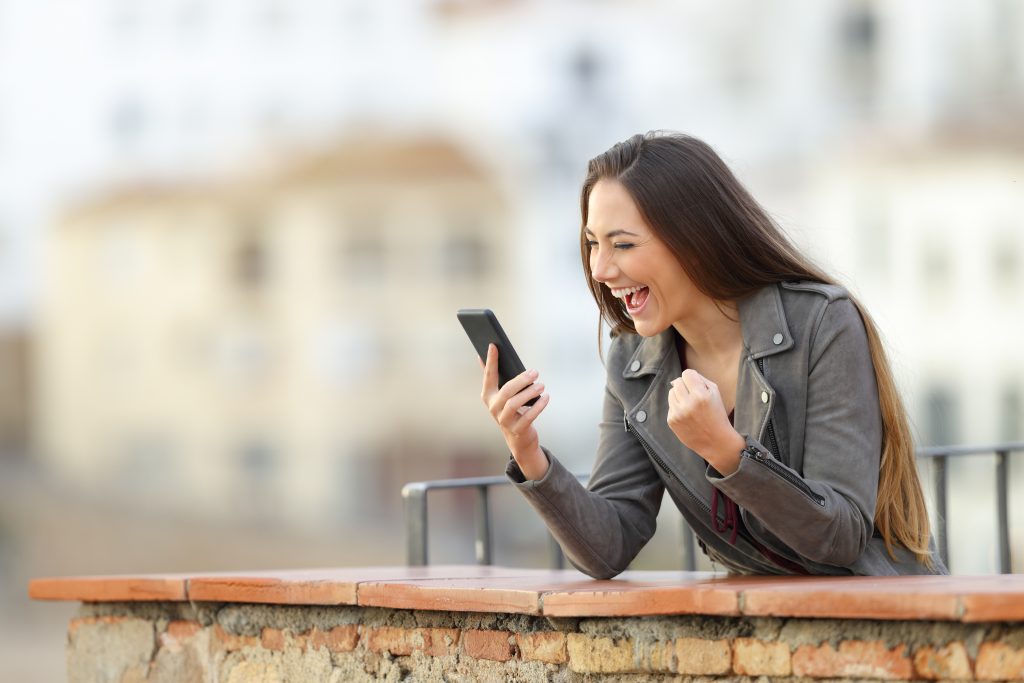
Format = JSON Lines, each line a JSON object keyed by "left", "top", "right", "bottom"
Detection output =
{"left": 0, "top": 331, "right": 30, "bottom": 457}
{"left": 34, "top": 135, "right": 519, "bottom": 523}
{"left": 806, "top": 132, "right": 1024, "bottom": 447}
{"left": 804, "top": 132, "right": 1024, "bottom": 574}
{"left": 4, "top": 0, "right": 1024, "bottom": 531}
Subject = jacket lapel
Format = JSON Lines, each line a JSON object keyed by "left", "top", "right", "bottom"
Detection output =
{"left": 737, "top": 285, "right": 793, "bottom": 445}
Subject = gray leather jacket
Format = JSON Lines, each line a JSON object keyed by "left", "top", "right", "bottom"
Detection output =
{"left": 508, "top": 282, "right": 946, "bottom": 576}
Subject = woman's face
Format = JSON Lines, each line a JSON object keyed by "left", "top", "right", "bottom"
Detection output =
{"left": 585, "top": 178, "right": 703, "bottom": 337}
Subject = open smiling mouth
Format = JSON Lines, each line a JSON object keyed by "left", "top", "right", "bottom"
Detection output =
{"left": 612, "top": 285, "right": 650, "bottom": 315}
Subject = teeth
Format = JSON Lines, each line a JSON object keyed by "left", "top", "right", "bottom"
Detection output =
{"left": 610, "top": 285, "right": 646, "bottom": 299}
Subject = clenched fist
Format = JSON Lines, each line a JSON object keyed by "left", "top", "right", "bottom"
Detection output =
{"left": 667, "top": 369, "right": 745, "bottom": 475}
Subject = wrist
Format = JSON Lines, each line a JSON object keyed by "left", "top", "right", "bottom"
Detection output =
{"left": 707, "top": 430, "right": 746, "bottom": 476}
{"left": 514, "top": 446, "right": 550, "bottom": 481}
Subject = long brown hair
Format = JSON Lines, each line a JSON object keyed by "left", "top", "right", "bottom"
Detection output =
{"left": 580, "top": 131, "right": 932, "bottom": 565}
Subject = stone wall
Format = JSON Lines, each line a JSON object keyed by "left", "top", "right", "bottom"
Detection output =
{"left": 67, "top": 601, "right": 1024, "bottom": 682}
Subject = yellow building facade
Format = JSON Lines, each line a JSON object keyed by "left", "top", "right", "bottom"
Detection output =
{"left": 35, "top": 136, "right": 519, "bottom": 523}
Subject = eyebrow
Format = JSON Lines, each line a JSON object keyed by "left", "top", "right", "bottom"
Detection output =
{"left": 583, "top": 227, "right": 640, "bottom": 238}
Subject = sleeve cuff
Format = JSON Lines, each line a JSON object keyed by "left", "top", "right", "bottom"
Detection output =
{"left": 505, "top": 448, "right": 556, "bottom": 486}
{"left": 705, "top": 434, "right": 762, "bottom": 485}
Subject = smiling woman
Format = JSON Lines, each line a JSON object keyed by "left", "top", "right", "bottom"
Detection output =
{"left": 478, "top": 131, "right": 946, "bottom": 577}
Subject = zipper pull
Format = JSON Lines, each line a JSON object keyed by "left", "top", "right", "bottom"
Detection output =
{"left": 743, "top": 445, "right": 768, "bottom": 463}
{"left": 623, "top": 412, "right": 629, "bottom": 433}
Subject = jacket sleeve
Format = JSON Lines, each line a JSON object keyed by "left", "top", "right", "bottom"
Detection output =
{"left": 707, "top": 297, "right": 882, "bottom": 566}
{"left": 507, "top": 384, "right": 665, "bottom": 579}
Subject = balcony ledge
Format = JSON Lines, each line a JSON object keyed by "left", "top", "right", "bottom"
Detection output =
{"left": 29, "top": 565, "right": 1024, "bottom": 622}
{"left": 30, "top": 566, "right": 1024, "bottom": 681}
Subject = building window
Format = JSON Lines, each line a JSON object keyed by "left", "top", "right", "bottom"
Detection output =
{"left": 837, "top": 2, "right": 878, "bottom": 108}
{"left": 923, "top": 387, "right": 959, "bottom": 447}
{"left": 116, "top": 433, "right": 179, "bottom": 490}
{"left": 0, "top": 221, "right": 8, "bottom": 266}
{"left": 234, "top": 224, "right": 269, "bottom": 290}
{"left": 256, "top": 0, "right": 288, "bottom": 32}
{"left": 97, "top": 222, "right": 146, "bottom": 286}
{"left": 214, "top": 324, "right": 270, "bottom": 383}
{"left": 239, "top": 439, "right": 276, "bottom": 477}
{"left": 110, "top": 1, "right": 142, "bottom": 36}
{"left": 570, "top": 45, "right": 602, "bottom": 101}
{"left": 1000, "top": 386, "right": 1022, "bottom": 442}
{"left": 921, "top": 241, "right": 952, "bottom": 297}
{"left": 111, "top": 97, "right": 146, "bottom": 148}
{"left": 177, "top": 0, "right": 206, "bottom": 36}
{"left": 234, "top": 438, "right": 280, "bottom": 519}
{"left": 340, "top": 230, "right": 387, "bottom": 282}
{"left": 857, "top": 199, "right": 889, "bottom": 279}
{"left": 993, "top": 233, "right": 1020, "bottom": 293}
{"left": 313, "top": 323, "right": 385, "bottom": 387}
{"left": 440, "top": 233, "right": 488, "bottom": 281}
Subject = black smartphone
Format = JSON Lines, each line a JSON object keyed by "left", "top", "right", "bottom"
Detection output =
{"left": 457, "top": 308, "right": 538, "bottom": 407}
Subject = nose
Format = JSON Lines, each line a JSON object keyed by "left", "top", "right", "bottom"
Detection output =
{"left": 590, "top": 247, "right": 617, "bottom": 283}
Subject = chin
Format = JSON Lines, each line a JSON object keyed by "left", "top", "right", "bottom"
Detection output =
{"left": 632, "top": 319, "right": 667, "bottom": 338}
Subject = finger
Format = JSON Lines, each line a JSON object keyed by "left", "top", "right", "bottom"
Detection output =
{"left": 495, "top": 367, "right": 540, "bottom": 405}
{"left": 481, "top": 344, "right": 499, "bottom": 399}
{"left": 705, "top": 382, "right": 722, "bottom": 401}
{"left": 670, "top": 375, "right": 690, "bottom": 396}
{"left": 668, "top": 378, "right": 683, "bottom": 402}
{"left": 498, "top": 382, "right": 545, "bottom": 424}
{"left": 519, "top": 392, "right": 550, "bottom": 423}
{"left": 681, "top": 369, "right": 710, "bottom": 394}
{"left": 507, "top": 393, "right": 550, "bottom": 432}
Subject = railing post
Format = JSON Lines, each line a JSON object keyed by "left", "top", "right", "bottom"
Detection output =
{"left": 548, "top": 532, "right": 564, "bottom": 570}
{"left": 682, "top": 523, "right": 696, "bottom": 572}
{"left": 996, "top": 450, "right": 1011, "bottom": 573}
{"left": 475, "top": 485, "right": 492, "bottom": 565}
{"left": 933, "top": 455, "right": 948, "bottom": 568}
{"left": 402, "top": 483, "right": 429, "bottom": 566}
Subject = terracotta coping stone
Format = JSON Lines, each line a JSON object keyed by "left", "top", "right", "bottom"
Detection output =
{"left": 27, "top": 572, "right": 190, "bottom": 602}
{"left": 186, "top": 565, "right": 542, "bottom": 606}
{"left": 28, "top": 566, "right": 1024, "bottom": 622}
{"left": 540, "top": 571, "right": 740, "bottom": 617}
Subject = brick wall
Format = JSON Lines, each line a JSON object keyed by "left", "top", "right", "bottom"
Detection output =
{"left": 67, "top": 601, "right": 1024, "bottom": 682}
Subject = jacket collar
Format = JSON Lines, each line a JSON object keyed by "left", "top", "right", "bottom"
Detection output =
{"left": 737, "top": 284, "right": 793, "bottom": 359}
{"left": 621, "top": 284, "right": 793, "bottom": 379}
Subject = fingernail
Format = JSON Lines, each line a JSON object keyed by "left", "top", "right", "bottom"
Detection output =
{"left": 529, "top": 369, "right": 539, "bottom": 378}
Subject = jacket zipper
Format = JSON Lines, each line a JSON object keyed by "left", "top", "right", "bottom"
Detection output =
{"left": 744, "top": 448, "right": 825, "bottom": 507}
{"left": 755, "top": 357, "right": 781, "bottom": 458}
{"left": 624, "top": 413, "right": 711, "bottom": 516}
{"left": 753, "top": 357, "right": 826, "bottom": 507}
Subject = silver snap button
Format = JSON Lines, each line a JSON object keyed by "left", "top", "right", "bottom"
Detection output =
{"left": 772, "top": 333, "right": 784, "bottom": 345}
{"left": 761, "top": 391, "right": 769, "bottom": 404}
{"left": 636, "top": 410, "right": 648, "bottom": 423}
{"left": 629, "top": 360, "right": 641, "bottom": 372}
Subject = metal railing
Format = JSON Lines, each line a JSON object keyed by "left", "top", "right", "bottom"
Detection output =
{"left": 402, "top": 473, "right": 588, "bottom": 569}
{"left": 917, "top": 441, "right": 1024, "bottom": 572}
{"left": 402, "top": 442, "right": 1024, "bottom": 573}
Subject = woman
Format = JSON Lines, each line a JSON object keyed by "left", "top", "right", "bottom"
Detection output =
{"left": 480, "top": 131, "right": 946, "bottom": 576}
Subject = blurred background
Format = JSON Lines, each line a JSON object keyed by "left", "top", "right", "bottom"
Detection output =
{"left": 1, "top": 0, "right": 1023, "bottom": 679}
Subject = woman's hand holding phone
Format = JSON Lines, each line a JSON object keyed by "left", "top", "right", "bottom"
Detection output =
{"left": 479, "top": 343, "right": 551, "bottom": 480}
